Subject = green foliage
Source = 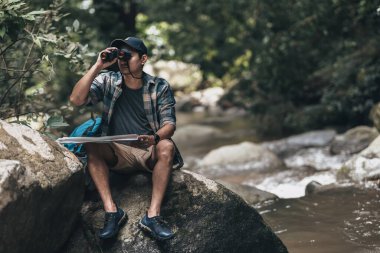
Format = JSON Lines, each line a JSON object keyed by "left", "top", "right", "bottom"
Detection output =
{"left": 2, "top": 0, "right": 380, "bottom": 138}
{"left": 143, "top": 0, "right": 380, "bottom": 135}
{"left": 142, "top": 0, "right": 257, "bottom": 84}
{"left": 0, "top": 0, "right": 93, "bottom": 135}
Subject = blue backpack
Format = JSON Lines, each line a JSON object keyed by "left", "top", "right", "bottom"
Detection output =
{"left": 64, "top": 116, "right": 102, "bottom": 161}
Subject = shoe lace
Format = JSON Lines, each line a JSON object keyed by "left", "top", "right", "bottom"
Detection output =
{"left": 151, "top": 216, "right": 167, "bottom": 226}
{"left": 104, "top": 212, "right": 116, "bottom": 223}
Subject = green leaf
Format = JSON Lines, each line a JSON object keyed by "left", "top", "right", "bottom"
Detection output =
{"left": 26, "top": 10, "right": 47, "bottom": 16}
{"left": 67, "top": 43, "right": 76, "bottom": 53}
{"left": 46, "top": 116, "right": 69, "bottom": 128}
{"left": 73, "top": 19, "right": 80, "bottom": 32}
{"left": 0, "top": 26, "right": 5, "bottom": 38}
{"left": 33, "top": 36, "right": 42, "bottom": 48}
{"left": 42, "top": 55, "right": 50, "bottom": 62}
{"left": 22, "top": 14, "right": 35, "bottom": 21}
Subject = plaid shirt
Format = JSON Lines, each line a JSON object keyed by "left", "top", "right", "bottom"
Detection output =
{"left": 87, "top": 71, "right": 183, "bottom": 169}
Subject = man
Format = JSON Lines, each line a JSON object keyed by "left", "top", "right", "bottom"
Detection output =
{"left": 69, "top": 37, "right": 183, "bottom": 240}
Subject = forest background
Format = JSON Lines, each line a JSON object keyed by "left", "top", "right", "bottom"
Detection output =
{"left": 1, "top": 0, "right": 380, "bottom": 139}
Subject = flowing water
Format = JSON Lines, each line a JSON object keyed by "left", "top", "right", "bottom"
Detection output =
{"left": 256, "top": 187, "right": 380, "bottom": 253}
{"left": 176, "top": 111, "right": 380, "bottom": 253}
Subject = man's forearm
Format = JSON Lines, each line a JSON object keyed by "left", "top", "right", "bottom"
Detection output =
{"left": 156, "top": 123, "right": 175, "bottom": 140}
{"left": 70, "top": 63, "right": 102, "bottom": 106}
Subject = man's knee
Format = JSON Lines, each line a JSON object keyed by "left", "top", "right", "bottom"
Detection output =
{"left": 156, "top": 140, "right": 175, "bottom": 162}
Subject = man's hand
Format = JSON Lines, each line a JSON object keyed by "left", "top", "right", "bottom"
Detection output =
{"left": 95, "top": 47, "right": 119, "bottom": 70}
{"left": 138, "top": 135, "right": 155, "bottom": 147}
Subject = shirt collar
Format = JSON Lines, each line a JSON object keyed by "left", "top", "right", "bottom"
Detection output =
{"left": 116, "top": 71, "right": 155, "bottom": 87}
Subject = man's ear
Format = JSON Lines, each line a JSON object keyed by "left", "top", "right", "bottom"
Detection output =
{"left": 141, "top": 54, "right": 148, "bottom": 65}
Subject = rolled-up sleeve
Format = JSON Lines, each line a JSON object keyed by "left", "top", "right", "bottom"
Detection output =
{"left": 86, "top": 73, "right": 107, "bottom": 105}
{"left": 157, "top": 81, "right": 176, "bottom": 128}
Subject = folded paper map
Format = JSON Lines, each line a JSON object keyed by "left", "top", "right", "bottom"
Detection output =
{"left": 56, "top": 134, "right": 139, "bottom": 144}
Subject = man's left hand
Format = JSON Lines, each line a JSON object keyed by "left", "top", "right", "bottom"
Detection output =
{"left": 138, "top": 135, "right": 155, "bottom": 147}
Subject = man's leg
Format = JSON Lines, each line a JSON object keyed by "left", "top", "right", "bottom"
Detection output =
{"left": 85, "top": 143, "right": 127, "bottom": 239}
{"left": 85, "top": 143, "right": 118, "bottom": 212}
{"left": 147, "top": 139, "right": 175, "bottom": 217}
{"left": 139, "top": 140, "right": 175, "bottom": 240}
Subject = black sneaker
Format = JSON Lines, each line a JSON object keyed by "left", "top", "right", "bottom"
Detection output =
{"left": 98, "top": 206, "right": 127, "bottom": 239}
{"left": 139, "top": 213, "right": 174, "bottom": 240}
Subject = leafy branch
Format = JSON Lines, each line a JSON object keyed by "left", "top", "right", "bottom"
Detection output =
{"left": 0, "top": 58, "right": 40, "bottom": 107}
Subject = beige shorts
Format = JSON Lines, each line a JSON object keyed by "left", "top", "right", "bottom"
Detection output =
{"left": 109, "top": 142, "right": 154, "bottom": 173}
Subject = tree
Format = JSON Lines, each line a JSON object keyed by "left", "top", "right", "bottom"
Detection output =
{"left": 142, "top": 0, "right": 380, "bottom": 134}
{"left": 0, "top": 0, "right": 92, "bottom": 134}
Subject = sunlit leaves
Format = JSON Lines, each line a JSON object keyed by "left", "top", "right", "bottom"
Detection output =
{"left": 73, "top": 19, "right": 80, "bottom": 32}
{"left": 141, "top": 0, "right": 380, "bottom": 133}
{"left": 46, "top": 115, "right": 69, "bottom": 128}
{"left": 0, "top": 0, "right": 94, "bottom": 137}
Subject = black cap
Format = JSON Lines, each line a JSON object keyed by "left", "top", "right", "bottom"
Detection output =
{"left": 110, "top": 37, "right": 148, "bottom": 55}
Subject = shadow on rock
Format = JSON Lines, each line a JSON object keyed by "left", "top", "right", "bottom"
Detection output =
{"left": 62, "top": 170, "right": 288, "bottom": 253}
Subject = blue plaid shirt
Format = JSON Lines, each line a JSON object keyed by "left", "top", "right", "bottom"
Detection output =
{"left": 87, "top": 71, "right": 183, "bottom": 169}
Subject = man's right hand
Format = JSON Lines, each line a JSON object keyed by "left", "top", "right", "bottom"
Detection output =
{"left": 95, "top": 47, "right": 119, "bottom": 70}
{"left": 70, "top": 47, "right": 119, "bottom": 106}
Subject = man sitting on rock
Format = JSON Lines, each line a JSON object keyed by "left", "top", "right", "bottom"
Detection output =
{"left": 69, "top": 37, "right": 183, "bottom": 240}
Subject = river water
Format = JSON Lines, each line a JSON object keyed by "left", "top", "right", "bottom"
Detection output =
{"left": 176, "top": 111, "right": 380, "bottom": 253}
{"left": 256, "top": 187, "right": 380, "bottom": 253}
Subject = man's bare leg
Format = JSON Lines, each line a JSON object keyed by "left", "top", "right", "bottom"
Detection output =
{"left": 147, "top": 140, "right": 174, "bottom": 217}
{"left": 85, "top": 143, "right": 118, "bottom": 212}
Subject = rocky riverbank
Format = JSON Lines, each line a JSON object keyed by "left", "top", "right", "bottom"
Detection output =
{"left": 0, "top": 119, "right": 288, "bottom": 253}
{"left": 171, "top": 104, "right": 380, "bottom": 252}
{"left": 174, "top": 122, "right": 380, "bottom": 200}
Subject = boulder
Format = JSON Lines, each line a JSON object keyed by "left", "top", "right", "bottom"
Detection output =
{"left": 339, "top": 135, "right": 380, "bottom": 183}
{"left": 329, "top": 126, "right": 378, "bottom": 155}
{"left": 189, "top": 87, "right": 225, "bottom": 110}
{"left": 176, "top": 95, "right": 202, "bottom": 112}
{"left": 305, "top": 181, "right": 346, "bottom": 196}
{"left": 284, "top": 147, "right": 349, "bottom": 171}
{"left": 216, "top": 180, "right": 278, "bottom": 205}
{"left": 244, "top": 168, "right": 337, "bottom": 199}
{"left": 0, "top": 120, "right": 84, "bottom": 253}
{"left": 173, "top": 124, "right": 222, "bottom": 146}
{"left": 262, "top": 130, "right": 336, "bottom": 158}
{"left": 305, "top": 180, "right": 322, "bottom": 195}
{"left": 370, "top": 102, "right": 380, "bottom": 132}
{"left": 198, "top": 142, "right": 285, "bottom": 178}
{"left": 145, "top": 60, "right": 202, "bottom": 91}
{"left": 62, "top": 170, "right": 288, "bottom": 253}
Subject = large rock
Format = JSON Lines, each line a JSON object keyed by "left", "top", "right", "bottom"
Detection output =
{"left": 173, "top": 124, "right": 223, "bottom": 156}
{"left": 145, "top": 60, "right": 202, "bottom": 90}
{"left": 284, "top": 147, "right": 349, "bottom": 171}
{"left": 198, "top": 142, "right": 285, "bottom": 178}
{"left": 370, "top": 102, "right": 380, "bottom": 132}
{"left": 173, "top": 124, "right": 222, "bottom": 146}
{"left": 62, "top": 170, "right": 288, "bottom": 253}
{"left": 0, "top": 120, "right": 84, "bottom": 253}
{"left": 262, "top": 130, "right": 336, "bottom": 158}
{"left": 329, "top": 126, "right": 378, "bottom": 155}
{"left": 242, "top": 167, "right": 338, "bottom": 199}
{"left": 216, "top": 180, "right": 278, "bottom": 205}
{"left": 339, "top": 135, "right": 380, "bottom": 183}
{"left": 176, "top": 87, "right": 225, "bottom": 113}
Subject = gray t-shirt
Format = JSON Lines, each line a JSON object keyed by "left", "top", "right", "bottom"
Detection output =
{"left": 108, "top": 83, "right": 153, "bottom": 137}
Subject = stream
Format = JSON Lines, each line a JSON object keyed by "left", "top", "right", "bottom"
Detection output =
{"left": 175, "top": 111, "right": 380, "bottom": 253}
{"left": 256, "top": 187, "right": 380, "bottom": 253}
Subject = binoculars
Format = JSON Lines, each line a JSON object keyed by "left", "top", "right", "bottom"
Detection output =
{"left": 101, "top": 49, "right": 131, "bottom": 62}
